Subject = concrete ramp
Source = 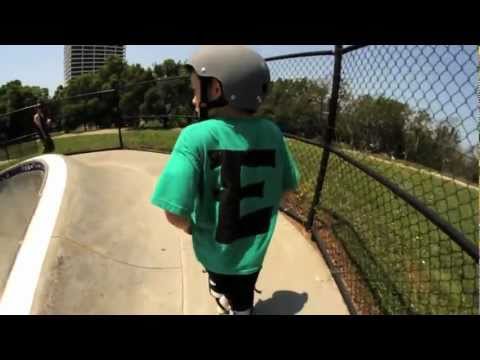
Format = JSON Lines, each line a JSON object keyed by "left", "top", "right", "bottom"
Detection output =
{"left": 1, "top": 150, "right": 348, "bottom": 315}
{"left": 0, "top": 165, "right": 44, "bottom": 299}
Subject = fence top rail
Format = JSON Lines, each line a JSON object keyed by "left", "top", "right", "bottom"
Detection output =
{"left": 121, "top": 75, "right": 189, "bottom": 89}
{"left": 283, "top": 133, "right": 479, "bottom": 261}
{"left": 341, "top": 45, "right": 369, "bottom": 54}
{"left": 265, "top": 50, "right": 335, "bottom": 62}
{"left": 0, "top": 104, "right": 39, "bottom": 120}
{"left": 0, "top": 132, "right": 39, "bottom": 146}
{"left": 56, "top": 89, "right": 117, "bottom": 102}
{"left": 52, "top": 76, "right": 190, "bottom": 104}
{"left": 0, "top": 76, "right": 192, "bottom": 122}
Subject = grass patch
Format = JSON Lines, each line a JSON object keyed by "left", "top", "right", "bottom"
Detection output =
{"left": 0, "top": 129, "right": 180, "bottom": 161}
{"left": 122, "top": 129, "right": 180, "bottom": 152}
{"left": 286, "top": 138, "right": 479, "bottom": 314}
{"left": 0, "top": 139, "right": 42, "bottom": 162}
{"left": 2, "top": 129, "right": 477, "bottom": 314}
{"left": 287, "top": 139, "right": 478, "bottom": 243}
{"left": 54, "top": 134, "right": 120, "bottom": 154}
{"left": 0, "top": 159, "right": 21, "bottom": 172}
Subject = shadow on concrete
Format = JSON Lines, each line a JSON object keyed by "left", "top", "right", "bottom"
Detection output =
{"left": 254, "top": 290, "right": 308, "bottom": 315}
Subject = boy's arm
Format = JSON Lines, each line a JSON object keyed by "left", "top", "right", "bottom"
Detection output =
{"left": 151, "top": 128, "right": 200, "bottom": 235}
{"left": 33, "top": 115, "right": 47, "bottom": 138}
{"left": 165, "top": 212, "right": 192, "bottom": 234}
{"left": 282, "top": 190, "right": 296, "bottom": 203}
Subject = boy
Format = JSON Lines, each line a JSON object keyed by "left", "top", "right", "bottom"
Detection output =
{"left": 33, "top": 101, "right": 55, "bottom": 153}
{"left": 151, "top": 46, "right": 300, "bottom": 315}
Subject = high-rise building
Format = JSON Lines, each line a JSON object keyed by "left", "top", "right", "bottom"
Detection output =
{"left": 64, "top": 45, "right": 126, "bottom": 83}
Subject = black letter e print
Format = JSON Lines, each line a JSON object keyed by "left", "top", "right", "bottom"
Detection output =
{"left": 209, "top": 149, "right": 276, "bottom": 244}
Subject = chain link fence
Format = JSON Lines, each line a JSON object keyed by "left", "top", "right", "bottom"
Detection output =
{"left": 258, "top": 51, "right": 335, "bottom": 223}
{"left": 0, "top": 76, "right": 195, "bottom": 167}
{"left": 1, "top": 45, "right": 478, "bottom": 314}
{"left": 265, "top": 45, "right": 479, "bottom": 315}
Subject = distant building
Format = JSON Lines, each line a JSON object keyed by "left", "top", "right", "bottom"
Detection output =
{"left": 64, "top": 45, "right": 126, "bottom": 83}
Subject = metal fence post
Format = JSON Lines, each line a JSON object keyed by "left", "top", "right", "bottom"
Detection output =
{"left": 114, "top": 87, "right": 124, "bottom": 150}
{"left": 117, "top": 113, "right": 124, "bottom": 149}
{"left": 306, "top": 45, "right": 343, "bottom": 230}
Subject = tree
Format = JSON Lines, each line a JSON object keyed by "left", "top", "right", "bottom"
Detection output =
{"left": 336, "top": 95, "right": 411, "bottom": 156}
{"left": 118, "top": 65, "right": 155, "bottom": 127}
{"left": 139, "top": 59, "right": 192, "bottom": 128}
{"left": 465, "top": 145, "right": 479, "bottom": 183}
{"left": 404, "top": 110, "right": 434, "bottom": 162}
{"left": 59, "top": 73, "right": 102, "bottom": 131}
{"left": 153, "top": 59, "right": 181, "bottom": 78}
{"left": 431, "top": 123, "right": 461, "bottom": 173}
{"left": 0, "top": 80, "right": 49, "bottom": 138}
{"left": 257, "top": 78, "right": 330, "bottom": 138}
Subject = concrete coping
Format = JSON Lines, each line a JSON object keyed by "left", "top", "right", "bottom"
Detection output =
{"left": 0, "top": 155, "right": 67, "bottom": 315}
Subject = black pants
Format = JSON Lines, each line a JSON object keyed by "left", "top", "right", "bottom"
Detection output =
{"left": 36, "top": 128, "right": 55, "bottom": 153}
{"left": 207, "top": 270, "right": 260, "bottom": 312}
{"left": 42, "top": 137, "right": 55, "bottom": 153}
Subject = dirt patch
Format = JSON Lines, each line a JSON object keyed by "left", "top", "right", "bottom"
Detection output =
{"left": 281, "top": 193, "right": 383, "bottom": 315}
{"left": 313, "top": 211, "right": 383, "bottom": 315}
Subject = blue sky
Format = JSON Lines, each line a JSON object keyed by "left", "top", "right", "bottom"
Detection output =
{"left": 266, "top": 45, "right": 478, "bottom": 149}
{"left": 0, "top": 45, "right": 333, "bottom": 95}
{"left": 0, "top": 45, "right": 477, "bottom": 148}
{"left": 340, "top": 45, "right": 478, "bottom": 149}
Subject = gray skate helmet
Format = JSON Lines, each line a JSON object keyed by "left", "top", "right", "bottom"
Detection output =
{"left": 186, "top": 45, "right": 271, "bottom": 119}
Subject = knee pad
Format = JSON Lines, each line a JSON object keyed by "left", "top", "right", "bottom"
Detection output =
{"left": 209, "top": 278, "right": 231, "bottom": 314}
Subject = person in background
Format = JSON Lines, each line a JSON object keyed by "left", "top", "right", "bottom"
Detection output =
{"left": 33, "top": 100, "right": 55, "bottom": 153}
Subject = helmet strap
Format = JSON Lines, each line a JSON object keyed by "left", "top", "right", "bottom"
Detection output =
{"left": 199, "top": 77, "right": 228, "bottom": 121}
{"left": 199, "top": 77, "right": 210, "bottom": 120}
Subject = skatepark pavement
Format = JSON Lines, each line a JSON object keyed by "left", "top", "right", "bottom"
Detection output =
{"left": 1, "top": 150, "right": 348, "bottom": 315}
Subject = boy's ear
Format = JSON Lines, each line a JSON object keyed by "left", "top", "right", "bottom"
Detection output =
{"left": 212, "top": 79, "right": 223, "bottom": 97}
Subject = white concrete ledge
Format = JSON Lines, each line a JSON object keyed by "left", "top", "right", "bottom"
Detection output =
{"left": 0, "top": 155, "right": 67, "bottom": 315}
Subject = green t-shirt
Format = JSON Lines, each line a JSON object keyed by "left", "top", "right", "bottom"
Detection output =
{"left": 151, "top": 118, "right": 300, "bottom": 275}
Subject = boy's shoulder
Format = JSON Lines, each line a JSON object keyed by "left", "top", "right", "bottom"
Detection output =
{"left": 182, "top": 119, "right": 219, "bottom": 132}
{"left": 179, "top": 117, "right": 284, "bottom": 144}
{"left": 246, "top": 117, "right": 284, "bottom": 139}
{"left": 207, "top": 117, "right": 282, "bottom": 133}
{"left": 176, "top": 120, "right": 217, "bottom": 146}
{"left": 258, "top": 118, "right": 283, "bottom": 134}
{"left": 178, "top": 120, "right": 215, "bottom": 141}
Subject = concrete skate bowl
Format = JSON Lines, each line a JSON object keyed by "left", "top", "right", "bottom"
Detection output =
{"left": 0, "top": 156, "right": 66, "bottom": 315}
{"left": 0, "top": 150, "right": 348, "bottom": 315}
{"left": 0, "top": 162, "right": 46, "bottom": 302}
{"left": 0, "top": 151, "right": 184, "bottom": 315}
